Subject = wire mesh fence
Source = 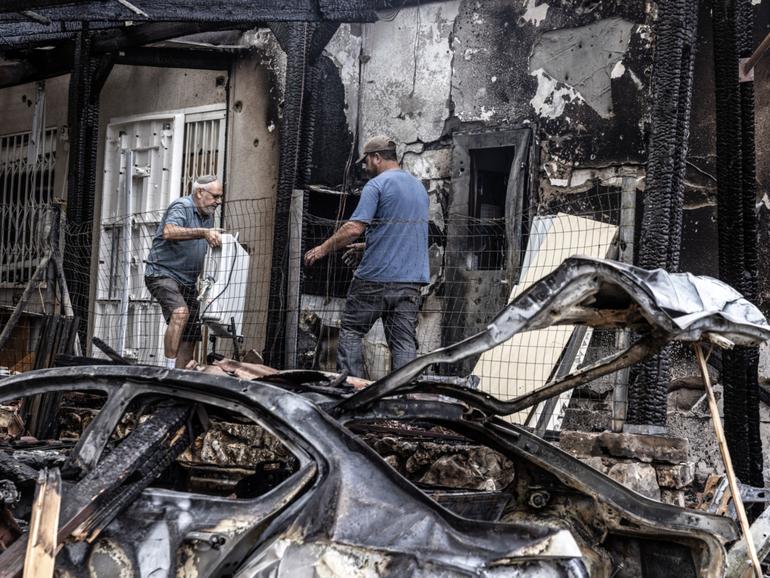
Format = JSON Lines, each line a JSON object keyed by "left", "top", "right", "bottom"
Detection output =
{"left": 0, "top": 186, "right": 628, "bottom": 434}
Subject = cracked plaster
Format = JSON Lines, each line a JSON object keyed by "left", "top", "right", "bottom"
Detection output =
{"left": 358, "top": 1, "right": 460, "bottom": 146}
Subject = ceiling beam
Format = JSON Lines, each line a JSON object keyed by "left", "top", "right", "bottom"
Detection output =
{"left": 0, "top": 0, "right": 90, "bottom": 13}
{"left": 92, "top": 21, "right": 252, "bottom": 52}
{"left": 0, "top": 1, "right": 326, "bottom": 23}
{"left": 0, "top": 21, "right": 248, "bottom": 52}
{"left": 114, "top": 47, "right": 233, "bottom": 70}
{"left": 0, "top": 21, "right": 120, "bottom": 50}
{"left": 0, "top": 49, "right": 71, "bottom": 88}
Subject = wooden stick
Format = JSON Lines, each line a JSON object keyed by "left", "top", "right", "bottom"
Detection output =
{"left": 744, "top": 30, "right": 770, "bottom": 76}
{"left": 694, "top": 344, "right": 763, "bottom": 578}
{"left": 22, "top": 468, "right": 61, "bottom": 578}
{"left": 0, "top": 253, "right": 51, "bottom": 352}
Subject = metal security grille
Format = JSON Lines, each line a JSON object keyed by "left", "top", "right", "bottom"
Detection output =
{"left": 0, "top": 128, "right": 57, "bottom": 287}
{"left": 182, "top": 109, "right": 225, "bottom": 197}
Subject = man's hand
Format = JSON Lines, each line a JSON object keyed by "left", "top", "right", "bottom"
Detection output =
{"left": 204, "top": 228, "right": 223, "bottom": 247}
{"left": 342, "top": 243, "right": 365, "bottom": 267}
{"left": 304, "top": 244, "right": 328, "bottom": 266}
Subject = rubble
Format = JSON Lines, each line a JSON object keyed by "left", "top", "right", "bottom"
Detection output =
{"left": 559, "top": 431, "right": 689, "bottom": 464}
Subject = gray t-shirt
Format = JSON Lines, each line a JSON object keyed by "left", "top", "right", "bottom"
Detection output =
{"left": 350, "top": 169, "right": 429, "bottom": 284}
{"left": 145, "top": 196, "right": 213, "bottom": 286}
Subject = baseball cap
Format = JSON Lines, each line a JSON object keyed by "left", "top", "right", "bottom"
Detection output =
{"left": 356, "top": 135, "right": 397, "bottom": 164}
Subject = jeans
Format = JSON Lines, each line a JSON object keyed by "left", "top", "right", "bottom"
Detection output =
{"left": 337, "top": 278, "right": 421, "bottom": 379}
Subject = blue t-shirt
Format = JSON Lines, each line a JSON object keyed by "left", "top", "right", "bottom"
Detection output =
{"left": 145, "top": 196, "right": 213, "bottom": 286}
{"left": 350, "top": 169, "right": 429, "bottom": 284}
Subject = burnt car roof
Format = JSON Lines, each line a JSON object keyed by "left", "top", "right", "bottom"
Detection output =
{"left": 336, "top": 256, "right": 770, "bottom": 414}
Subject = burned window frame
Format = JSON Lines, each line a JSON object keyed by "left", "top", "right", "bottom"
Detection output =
{"left": 451, "top": 128, "right": 532, "bottom": 276}
{"left": 442, "top": 129, "right": 533, "bottom": 367}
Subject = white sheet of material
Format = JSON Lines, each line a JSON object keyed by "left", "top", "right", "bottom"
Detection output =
{"left": 199, "top": 233, "right": 250, "bottom": 337}
{"left": 473, "top": 213, "right": 618, "bottom": 424}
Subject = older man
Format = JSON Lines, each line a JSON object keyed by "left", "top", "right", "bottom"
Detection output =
{"left": 145, "top": 175, "right": 223, "bottom": 369}
{"left": 304, "top": 136, "right": 429, "bottom": 378}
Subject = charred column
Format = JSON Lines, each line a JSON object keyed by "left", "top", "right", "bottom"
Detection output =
{"left": 712, "top": 0, "right": 763, "bottom": 485}
{"left": 628, "top": 0, "right": 699, "bottom": 431}
{"left": 63, "top": 26, "right": 113, "bottom": 345}
{"left": 264, "top": 22, "right": 338, "bottom": 368}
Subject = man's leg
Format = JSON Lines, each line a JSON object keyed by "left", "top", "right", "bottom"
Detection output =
{"left": 145, "top": 277, "right": 190, "bottom": 365}
{"left": 177, "top": 283, "right": 202, "bottom": 369}
{"left": 382, "top": 284, "right": 420, "bottom": 371}
{"left": 176, "top": 341, "right": 195, "bottom": 369}
{"left": 165, "top": 306, "right": 189, "bottom": 359}
{"left": 337, "top": 279, "right": 383, "bottom": 378}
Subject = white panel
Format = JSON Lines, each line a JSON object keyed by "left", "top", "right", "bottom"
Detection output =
{"left": 93, "top": 300, "right": 121, "bottom": 360}
{"left": 199, "top": 233, "right": 250, "bottom": 337}
{"left": 93, "top": 300, "right": 165, "bottom": 364}
{"left": 101, "top": 114, "right": 185, "bottom": 223}
{"left": 473, "top": 213, "right": 617, "bottom": 424}
{"left": 125, "top": 301, "right": 166, "bottom": 365}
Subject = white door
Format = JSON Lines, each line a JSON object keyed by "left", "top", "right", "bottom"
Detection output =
{"left": 91, "top": 106, "right": 227, "bottom": 364}
{"left": 93, "top": 113, "right": 185, "bottom": 363}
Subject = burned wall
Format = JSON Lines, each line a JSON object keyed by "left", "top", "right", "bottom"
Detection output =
{"left": 226, "top": 36, "right": 283, "bottom": 355}
{"left": 309, "top": 0, "right": 654, "bottom": 378}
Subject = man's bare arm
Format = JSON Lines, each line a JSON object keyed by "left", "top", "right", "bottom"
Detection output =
{"left": 304, "top": 221, "right": 366, "bottom": 266}
{"left": 163, "top": 224, "right": 223, "bottom": 247}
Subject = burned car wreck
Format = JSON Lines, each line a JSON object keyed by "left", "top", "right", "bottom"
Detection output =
{"left": 0, "top": 257, "right": 766, "bottom": 577}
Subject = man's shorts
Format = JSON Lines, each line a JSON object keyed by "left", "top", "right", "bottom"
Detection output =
{"left": 144, "top": 276, "right": 202, "bottom": 342}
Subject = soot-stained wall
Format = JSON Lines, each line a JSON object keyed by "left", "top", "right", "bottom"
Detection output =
{"left": 319, "top": 1, "right": 653, "bottom": 189}
{"left": 305, "top": 0, "right": 655, "bottom": 376}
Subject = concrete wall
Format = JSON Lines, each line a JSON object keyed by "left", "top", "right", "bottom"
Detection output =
{"left": 0, "top": 74, "right": 70, "bottom": 136}
{"left": 225, "top": 43, "right": 283, "bottom": 354}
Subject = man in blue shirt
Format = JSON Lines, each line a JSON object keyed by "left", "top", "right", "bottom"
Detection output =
{"left": 304, "top": 136, "right": 429, "bottom": 378}
{"left": 145, "top": 175, "right": 223, "bottom": 369}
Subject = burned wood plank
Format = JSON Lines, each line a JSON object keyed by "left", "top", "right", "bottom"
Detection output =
{"left": 90, "top": 337, "right": 131, "bottom": 365}
{"left": 0, "top": 453, "right": 39, "bottom": 487}
{"left": 22, "top": 468, "right": 61, "bottom": 578}
{"left": 0, "top": 1, "right": 87, "bottom": 12}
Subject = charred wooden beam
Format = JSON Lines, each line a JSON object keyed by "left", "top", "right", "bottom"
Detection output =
{"left": 0, "top": 21, "right": 248, "bottom": 52}
{"left": 115, "top": 47, "right": 233, "bottom": 70}
{"left": 0, "top": 0, "right": 89, "bottom": 12}
{"left": 91, "top": 21, "right": 251, "bottom": 52}
{"left": 63, "top": 28, "right": 113, "bottom": 345}
{"left": 0, "top": 1, "right": 323, "bottom": 22}
{"left": 0, "top": 21, "right": 118, "bottom": 50}
{"left": 0, "top": 404, "right": 195, "bottom": 578}
{"left": 0, "top": 0, "right": 444, "bottom": 24}
{"left": 0, "top": 453, "right": 39, "bottom": 487}
{"left": 0, "top": 21, "right": 245, "bottom": 87}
